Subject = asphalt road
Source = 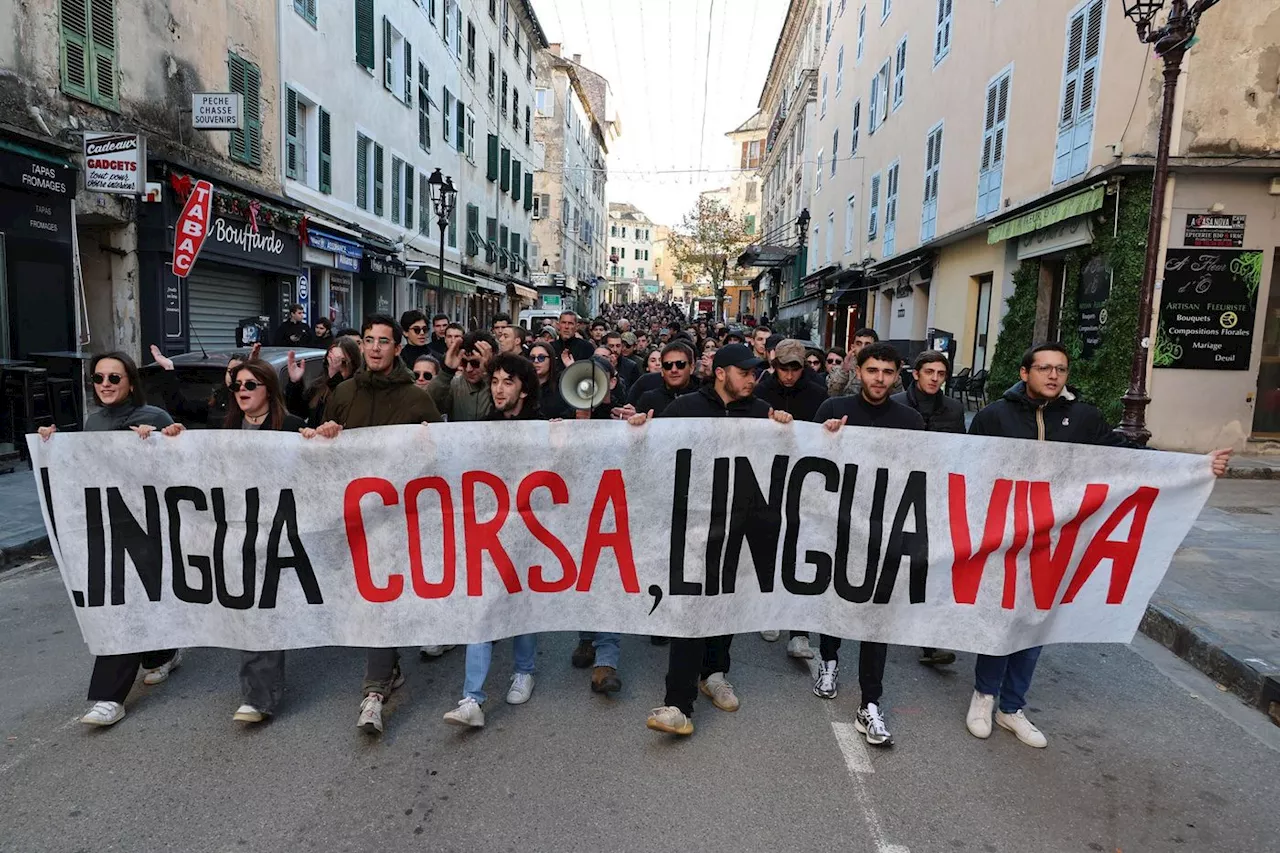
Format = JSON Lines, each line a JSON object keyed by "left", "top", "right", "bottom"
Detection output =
{"left": 1, "top": 559, "right": 1277, "bottom": 853}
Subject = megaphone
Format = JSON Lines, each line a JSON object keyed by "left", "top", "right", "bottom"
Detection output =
{"left": 559, "top": 358, "right": 611, "bottom": 411}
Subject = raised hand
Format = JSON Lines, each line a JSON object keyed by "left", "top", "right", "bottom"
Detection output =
{"left": 286, "top": 350, "right": 305, "bottom": 384}
{"left": 248, "top": 342, "right": 262, "bottom": 361}
{"left": 38, "top": 425, "right": 56, "bottom": 441}
{"left": 149, "top": 344, "right": 175, "bottom": 371}
{"left": 444, "top": 338, "right": 462, "bottom": 371}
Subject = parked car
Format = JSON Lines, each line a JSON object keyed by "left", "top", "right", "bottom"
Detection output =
{"left": 142, "top": 346, "right": 328, "bottom": 428}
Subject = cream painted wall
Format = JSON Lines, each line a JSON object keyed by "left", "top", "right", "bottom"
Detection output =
{"left": 928, "top": 235, "right": 1012, "bottom": 373}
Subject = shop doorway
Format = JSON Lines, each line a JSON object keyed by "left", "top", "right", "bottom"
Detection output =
{"left": 972, "top": 274, "right": 993, "bottom": 370}
{"left": 1251, "top": 250, "right": 1280, "bottom": 437}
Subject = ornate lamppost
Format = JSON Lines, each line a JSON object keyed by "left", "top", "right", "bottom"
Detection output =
{"left": 426, "top": 168, "right": 457, "bottom": 314}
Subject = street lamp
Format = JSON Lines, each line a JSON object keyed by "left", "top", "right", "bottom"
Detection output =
{"left": 426, "top": 168, "right": 457, "bottom": 312}
{"left": 1116, "top": 0, "right": 1221, "bottom": 444}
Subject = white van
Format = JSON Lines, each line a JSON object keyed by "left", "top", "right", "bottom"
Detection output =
{"left": 518, "top": 309, "right": 562, "bottom": 332}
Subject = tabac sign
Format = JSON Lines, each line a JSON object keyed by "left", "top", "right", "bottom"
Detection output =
{"left": 171, "top": 180, "right": 214, "bottom": 278}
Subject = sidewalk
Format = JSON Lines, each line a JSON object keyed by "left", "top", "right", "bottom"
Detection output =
{"left": 1225, "top": 453, "right": 1280, "bottom": 480}
{"left": 1, "top": 465, "right": 1276, "bottom": 720}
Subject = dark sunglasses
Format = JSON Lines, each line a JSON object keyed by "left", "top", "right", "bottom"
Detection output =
{"left": 462, "top": 358, "right": 483, "bottom": 369}
{"left": 408, "top": 325, "right": 428, "bottom": 334}
{"left": 530, "top": 354, "right": 550, "bottom": 363}
{"left": 230, "top": 380, "right": 262, "bottom": 392}
{"left": 827, "top": 356, "right": 843, "bottom": 364}
{"left": 414, "top": 370, "right": 435, "bottom": 380}
{"left": 662, "top": 360, "right": 688, "bottom": 371}
{"left": 806, "top": 358, "right": 821, "bottom": 366}
{"left": 92, "top": 373, "right": 124, "bottom": 385}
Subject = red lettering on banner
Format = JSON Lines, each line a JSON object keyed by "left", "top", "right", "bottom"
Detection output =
{"left": 576, "top": 470, "right": 640, "bottom": 594}
{"left": 1061, "top": 487, "right": 1159, "bottom": 605}
{"left": 1002, "top": 481, "right": 1031, "bottom": 609}
{"left": 1028, "top": 482, "right": 1109, "bottom": 610}
{"left": 948, "top": 474, "right": 1012, "bottom": 605}
{"left": 462, "top": 471, "right": 522, "bottom": 596}
{"left": 404, "top": 476, "right": 456, "bottom": 599}
{"left": 516, "top": 471, "right": 578, "bottom": 593}
{"left": 343, "top": 477, "right": 403, "bottom": 603}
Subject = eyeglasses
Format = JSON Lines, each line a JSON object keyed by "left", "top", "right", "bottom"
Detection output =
{"left": 827, "top": 356, "right": 843, "bottom": 365}
{"left": 806, "top": 359, "right": 821, "bottom": 367}
{"left": 530, "top": 354, "right": 550, "bottom": 363}
{"left": 662, "top": 360, "right": 688, "bottom": 371}
{"left": 408, "top": 325, "right": 428, "bottom": 335}
{"left": 1031, "top": 364, "right": 1070, "bottom": 376}
{"left": 363, "top": 336, "right": 394, "bottom": 348}
{"left": 230, "top": 380, "right": 262, "bottom": 392}
{"left": 414, "top": 371, "right": 435, "bottom": 380}
{"left": 462, "top": 358, "right": 483, "bottom": 369}
{"left": 92, "top": 373, "right": 123, "bottom": 385}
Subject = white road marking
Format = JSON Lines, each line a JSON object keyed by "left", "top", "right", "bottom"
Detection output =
{"left": 831, "top": 721, "right": 874, "bottom": 774}
{"left": 0, "top": 715, "right": 81, "bottom": 776}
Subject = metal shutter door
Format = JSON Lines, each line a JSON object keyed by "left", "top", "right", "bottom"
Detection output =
{"left": 187, "top": 265, "right": 263, "bottom": 351}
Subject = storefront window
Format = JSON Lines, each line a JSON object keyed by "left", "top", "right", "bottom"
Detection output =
{"left": 328, "top": 271, "right": 354, "bottom": 330}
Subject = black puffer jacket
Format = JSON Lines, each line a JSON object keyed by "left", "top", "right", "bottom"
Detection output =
{"left": 755, "top": 372, "right": 828, "bottom": 422}
{"left": 660, "top": 384, "right": 771, "bottom": 419}
{"left": 969, "top": 382, "right": 1140, "bottom": 447}
{"left": 893, "top": 386, "right": 966, "bottom": 434}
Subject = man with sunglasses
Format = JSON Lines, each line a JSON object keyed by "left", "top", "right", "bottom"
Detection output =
{"left": 302, "top": 314, "right": 442, "bottom": 736}
{"left": 634, "top": 341, "right": 698, "bottom": 416}
{"left": 399, "top": 309, "right": 434, "bottom": 368}
{"left": 429, "top": 330, "right": 497, "bottom": 422}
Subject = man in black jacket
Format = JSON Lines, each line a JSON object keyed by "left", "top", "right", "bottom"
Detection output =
{"left": 635, "top": 341, "right": 698, "bottom": 417}
{"left": 398, "top": 309, "right": 433, "bottom": 368}
{"left": 813, "top": 342, "right": 924, "bottom": 748}
{"left": 552, "top": 310, "right": 596, "bottom": 364}
{"left": 756, "top": 339, "right": 828, "bottom": 422}
{"left": 964, "top": 342, "right": 1231, "bottom": 750}
{"left": 634, "top": 344, "right": 795, "bottom": 737}
{"left": 273, "top": 303, "right": 310, "bottom": 347}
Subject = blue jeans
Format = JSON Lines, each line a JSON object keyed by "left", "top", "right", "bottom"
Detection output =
{"left": 974, "top": 646, "right": 1042, "bottom": 714}
{"left": 463, "top": 635, "right": 538, "bottom": 705}
{"left": 577, "top": 631, "right": 621, "bottom": 669}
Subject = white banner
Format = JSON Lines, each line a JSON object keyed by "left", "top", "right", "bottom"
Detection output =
{"left": 28, "top": 421, "right": 1213, "bottom": 656}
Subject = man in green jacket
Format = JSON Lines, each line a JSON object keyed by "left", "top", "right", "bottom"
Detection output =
{"left": 303, "top": 313, "right": 442, "bottom": 736}
{"left": 429, "top": 330, "right": 496, "bottom": 422}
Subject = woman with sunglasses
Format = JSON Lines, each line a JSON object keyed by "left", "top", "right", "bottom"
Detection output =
{"left": 528, "top": 341, "right": 571, "bottom": 419}
{"left": 412, "top": 354, "right": 441, "bottom": 389}
{"left": 148, "top": 342, "right": 260, "bottom": 428}
{"left": 286, "top": 338, "right": 362, "bottom": 427}
{"left": 162, "top": 359, "right": 304, "bottom": 724}
{"left": 39, "top": 352, "right": 182, "bottom": 727}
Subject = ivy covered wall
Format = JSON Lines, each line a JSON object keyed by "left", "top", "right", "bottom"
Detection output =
{"left": 987, "top": 176, "right": 1152, "bottom": 424}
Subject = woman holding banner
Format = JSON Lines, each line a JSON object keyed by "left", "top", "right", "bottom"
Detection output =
{"left": 39, "top": 351, "right": 182, "bottom": 728}
{"left": 159, "top": 358, "right": 305, "bottom": 725}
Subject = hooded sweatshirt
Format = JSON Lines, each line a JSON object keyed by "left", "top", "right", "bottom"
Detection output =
{"left": 85, "top": 400, "right": 174, "bottom": 432}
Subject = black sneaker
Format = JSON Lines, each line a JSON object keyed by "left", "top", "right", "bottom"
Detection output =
{"left": 649, "top": 635, "right": 670, "bottom": 646}
{"left": 571, "top": 638, "right": 595, "bottom": 669}
{"left": 918, "top": 648, "right": 956, "bottom": 666}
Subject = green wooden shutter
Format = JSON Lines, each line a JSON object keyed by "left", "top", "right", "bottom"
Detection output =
{"left": 456, "top": 99, "right": 465, "bottom": 152}
{"left": 356, "top": 134, "right": 368, "bottom": 209}
{"left": 405, "top": 165, "right": 414, "bottom": 229}
{"left": 285, "top": 88, "right": 299, "bottom": 179}
{"left": 511, "top": 160, "right": 522, "bottom": 202}
{"left": 499, "top": 147, "right": 510, "bottom": 192}
{"left": 499, "top": 225, "right": 509, "bottom": 269}
{"left": 486, "top": 134, "right": 499, "bottom": 181}
{"left": 390, "top": 156, "right": 401, "bottom": 224}
{"left": 373, "top": 143, "right": 384, "bottom": 216}
{"left": 294, "top": 0, "right": 317, "bottom": 25}
{"left": 523, "top": 173, "right": 533, "bottom": 211}
{"left": 485, "top": 217, "right": 497, "bottom": 262}
{"left": 404, "top": 40, "right": 413, "bottom": 103}
{"left": 319, "top": 108, "right": 332, "bottom": 193}
{"left": 466, "top": 204, "right": 479, "bottom": 256}
{"left": 88, "top": 0, "right": 117, "bottom": 106}
{"left": 355, "top": 0, "right": 375, "bottom": 69}
{"left": 382, "top": 17, "right": 393, "bottom": 90}
{"left": 228, "top": 53, "right": 261, "bottom": 166}
{"left": 60, "top": 0, "right": 92, "bottom": 100}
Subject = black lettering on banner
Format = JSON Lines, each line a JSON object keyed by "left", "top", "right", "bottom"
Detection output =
{"left": 832, "top": 464, "right": 861, "bottom": 602}
{"left": 781, "top": 456, "right": 840, "bottom": 595}
{"left": 106, "top": 486, "right": 163, "bottom": 604}
{"left": 212, "top": 488, "right": 254, "bottom": 610}
{"left": 845, "top": 468, "right": 892, "bottom": 603}
{"left": 703, "top": 457, "right": 731, "bottom": 596}
{"left": 261, "top": 489, "right": 323, "bottom": 607}
{"left": 721, "top": 455, "right": 789, "bottom": 594}
{"left": 664, "top": 448, "right": 699, "bottom": 600}
{"left": 86, "top": 488, "right": 105, "bottom": 607}
{"left": 165, "top": 486, "right": 213, "bottom": 604}
{"left": 874, "top": 470, "right": 929, "bottom": 604}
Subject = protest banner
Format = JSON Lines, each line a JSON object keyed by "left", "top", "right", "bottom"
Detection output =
{"left": 27, "top": 420, "right": 1213, "bottom": 656}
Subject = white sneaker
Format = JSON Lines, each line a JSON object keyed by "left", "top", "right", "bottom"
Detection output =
{"left": 759, "top": 630, "right": 781, "bottom": 642}
{"left": 443, "top": 697, "right": 485, "bottom": 727}
{"left": 646, "top": 705, "right": 693, "bottom": 736}
{"left": 80, "top": 701, "right": 125, "bottom": 727}
{"left": 357, "top": 693, "right": 384, "bottom": 734}
{"left": 966, "top": 691, "right": 995, "bottom": 739}
{"left": 506, "top": 672, "right": 535, "bottom": 705}
{"left": 813, "top": 660, "right": 838, "bottom": 699}
{"left": 855, "top": 702, "right": 893, "bottom": 746}
{"left": 698, "top": 672, "right": 740, "bottom": 712}
{"left": 787, "top": 635, "right": 814, "bottom": 659}
{"left": 142, "top": 649, "right": 184, "bottom": 685}
{"left": 233, "top": 704, "right": 268, "bottom": 724}
{"left": 419, "top": 645, "right": 456, "bottom": 658}
{"left": 996, "top": 709, "right": 1048, "bottom": 748}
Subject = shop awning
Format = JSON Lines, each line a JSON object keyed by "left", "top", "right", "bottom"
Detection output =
{"left": 987, "top": 184, "right": 1105, "bottom": 245}
{"left": 738, "top": 244, "right": 797, "bottom": 268}
{"left": 512, "top": 283, "right": 538, "bottom": 300}
{"left": 0, "top": 138, "right": 75, "bottom": 169}
{"left": 472, "top": 273, "right": 506, "bottom": 294}
{"left": 411, "top": 267, "right": 477, "bottom": 294}
{"left": 777, "top": 295, "right": 821, "bottom": 321}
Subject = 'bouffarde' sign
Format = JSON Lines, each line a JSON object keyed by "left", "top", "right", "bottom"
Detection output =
{"left": 29, "top": 421, "right": 1213, "bottom": 656}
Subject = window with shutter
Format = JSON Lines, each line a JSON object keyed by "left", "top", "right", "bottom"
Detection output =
{"left": 391, "top": 156, "right": 402, "bottom": 224}
{"left": 466, "top": 108, "right": 476, "bottom": 161}
{"left": 500, "top": 147, "right": 511, "bottom": 192}
{"left": 921, "top": 122, "right": 943, "bottom": 242}
{"left": 373, "top": 143, "right": 384, "bottom": 216}
{"left": 356, "top": 133, "right": 369, "bottom": 209}
{"left": 892, "top": 37, "right": 906, "bottom": 111}
{"left": 488, "top": 51, "right": 496, "bottom": 100}
{"left": 1054, "top": 0, "right": 1103, "bottom": 184}
{"left": 977, "top": 67, "right": 1011, "bottom": 217}
{"left": 60, "top": 0, "right": 92, "bottom": 101}
{"left": 319, "top": 108, "right": 332, "bottom": 194}
{"left": 405, "top": 165, "right": 414, "bottom": 230}
{"left": 856, "top": 5, "right": 866, "bottom": 61}
{"left": 467, "top": 20, "right": 476, "bottom": 76}
{"left": 66, "top": 0, "right": 119, "bottom": 108}
{"left": 355, "top": 0, "right": 375, "bottom": 68}
{"left": 524, "top": 174, "right": 534, "bottom": 211}
{"left": 850, "top": 100, "right": 861, "bottom": 156}
{"left": 456, "top": 98, "right": 465, "bottom": 152}
{"left": 486, "top": 217, "right": 497, "bottom": 262}
{"left": 383, "top": 17, "right": 394, "bottom": 89}
{"left": 868, "top": 172, "right": 881, "bottom": 241}
{"left": 443, "top": 88, "right": 453, "bottom": 143}
{"left": 466, "top": 204, "right": 480, "bottom": 256}
{"left": 512, "top": 160, "right": 522, "bottom": 202}
{"left": 487, "top": 134, "right": 499, "bottom": 181}
{"left": 820, "top": 74, "right": 828, "bottom": 118}
{"left": 934, "top": 0, "right": 952, "bottom": 64}
{"left": 869, "top": 73, "right": 880, "bottom": 133}
{"left": 836, "top": 47, "right": 844, "bottom": 94}
{"left": 419, "top": 174, "right": 430, "bottom": 235}
{"left": 499, "top": 225, "right": 509, "bottom": 269}
{"left": 228, "top": 53, "right": 262, "bottom": 167}
{"left": 404, "top": 41, "right": 413, "bottom": 104}
{"left": 418, "top": 62, "right": 431, "bottom": 152}
{"left": 525, "top": 106, "right": 531, "bottom": 145}
{"left": 285, "top": 88, "right": 299, "bottom": 180}
{"left": 831, "top": 131, "right": 839, "bottom": 177}
{"left": 883, "top": 161, "right": 899, "bottom": 256}
{"left": 294, "top": 0, "right": 316, "bottom": 25}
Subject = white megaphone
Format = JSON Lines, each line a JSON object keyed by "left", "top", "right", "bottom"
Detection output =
{"left": 559, "top": 358, "right": 611, "bottom": 411}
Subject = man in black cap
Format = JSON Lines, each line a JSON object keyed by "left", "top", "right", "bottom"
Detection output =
{"left": 631, "top": 343, "right": 795, "bottom": 737}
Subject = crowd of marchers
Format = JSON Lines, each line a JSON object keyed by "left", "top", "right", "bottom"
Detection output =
{"left": 35, "top": 297, "right": 1231, "bottom": 750}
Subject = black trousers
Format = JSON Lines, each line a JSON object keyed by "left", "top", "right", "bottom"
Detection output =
{"left": 663, "top": 634, "right": 732, "bottom": 714}
{"left": 240, "top": 651, "right": 287, "bottom": 713}
{"left": 86, "top": 650, "right": 176, "bottom": 704}
{"left": 817, "top": 635, "right": 887, "bottom": 706}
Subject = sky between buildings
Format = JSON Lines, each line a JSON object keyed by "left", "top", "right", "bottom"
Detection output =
{"left": 531, "top": 0, "right": 789, "bottom": 228}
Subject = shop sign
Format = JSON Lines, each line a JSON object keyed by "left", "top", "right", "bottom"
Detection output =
{"left": 1016, "top": 215, "right": 1093, "bottom": 260}
{"left": 551, "top": 273, "right": 567, "bottom": 286}
{"left": 1155, "top": 248, "right": 1263, "bottom": 371}
{"left": 83, "top": 132, "right": 146, "bottom": 195}
{"left": 171, "top": 180, "right": 214, "bottom": 278}
{"left": 297, "top": 273, "right": 310, "bottom": 324}
{"left": 0, "top": 150, "right": 73, "bottom": 197}
{"left": 542, "top": 293, "right": 562, "bottom": 309}
{"left": 1076, "top": 257, "right": 1111, "bottom": 360}
{"left": 201, "top": 215, "right": 300, "bottom": 271}
{"left": 366, "top": 253, "right": 407, "bottom": 276}
{"left": 307, "top": 228, "right": 363, "bottom": 259}
{"left": 1184, "top": 214, "right": 1245, "bottom": 248}
{"left": 192, "top": 93, "right": 243, "bottom": 130}
{"left": 0, "top": 187, "right": 72, "bottom": 243}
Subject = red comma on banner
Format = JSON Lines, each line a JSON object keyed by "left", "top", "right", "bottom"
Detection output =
{"left": 171, "top": 179, "right": 214, "bottom": 279}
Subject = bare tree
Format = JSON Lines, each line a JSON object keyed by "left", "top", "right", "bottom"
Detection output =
{"left": 666, "top": 196, "right": 752, "bottom": 322}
